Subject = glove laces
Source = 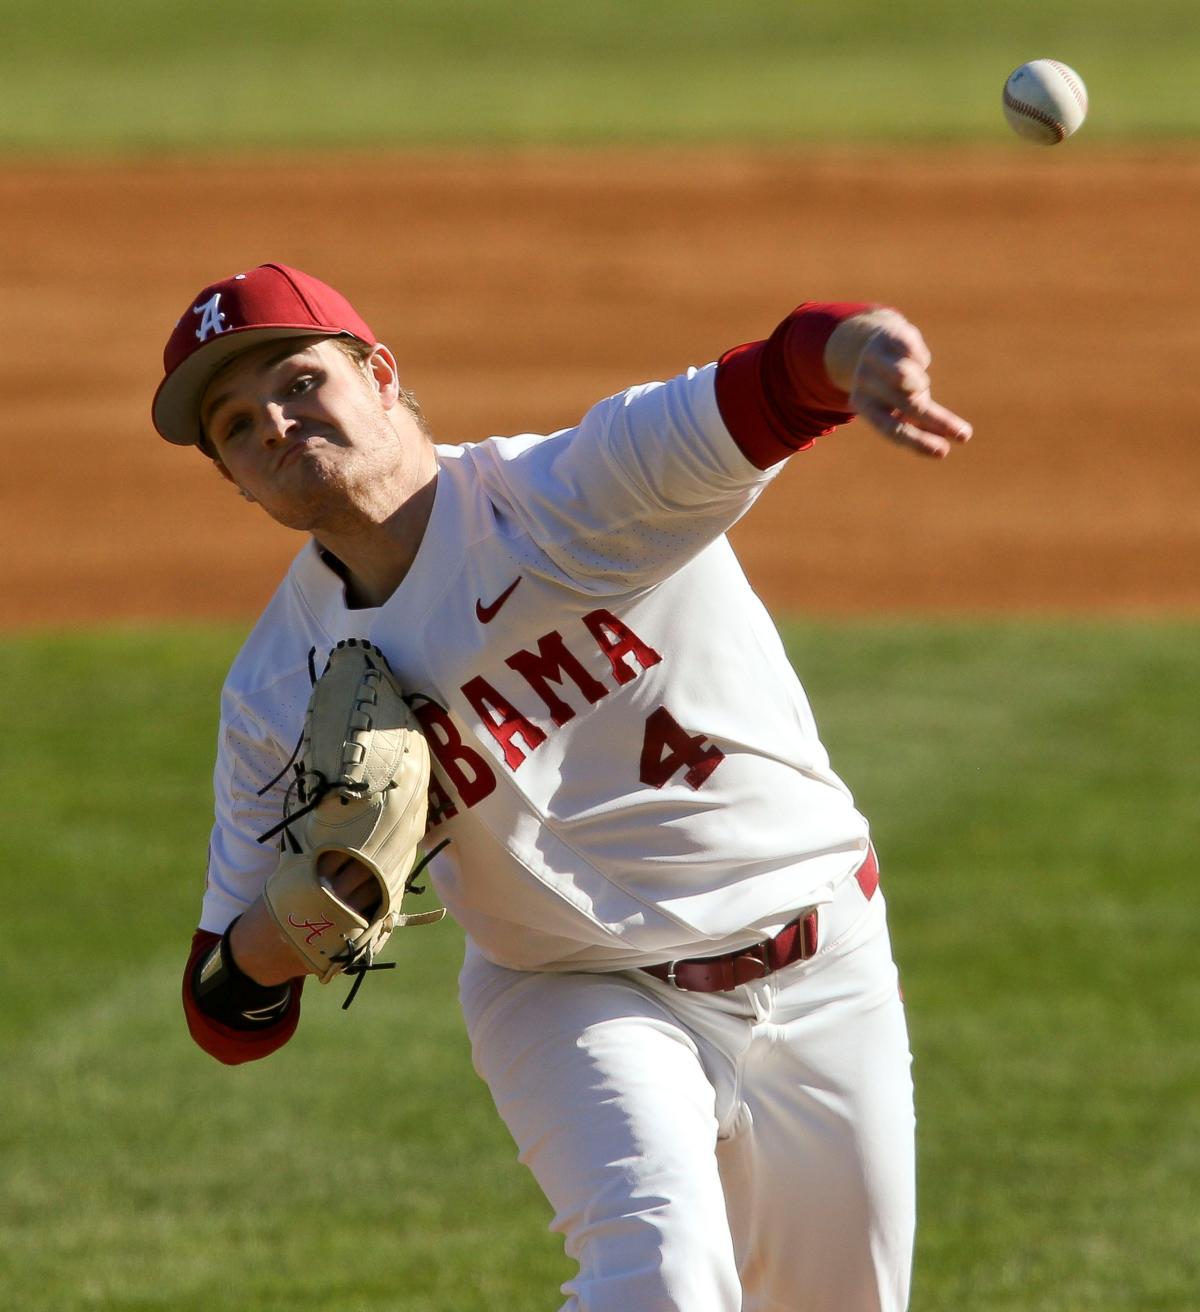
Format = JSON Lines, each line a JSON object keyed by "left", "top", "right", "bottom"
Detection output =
{"left": 333, "top": 838, "right": 450, "bottom": 1008}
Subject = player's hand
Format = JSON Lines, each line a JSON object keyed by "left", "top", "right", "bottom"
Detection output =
{"left": 824, "top": 309, "right": 973, "bottom": 459}
{"left": 228, "top": 852, "right": 379, "bottom": 985}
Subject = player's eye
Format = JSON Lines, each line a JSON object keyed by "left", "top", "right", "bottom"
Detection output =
{"left": 221, "top": 413, "right": 251, "bottom": 442}
{"left": 288, "top": 372, "right": 318, "bottom": 396}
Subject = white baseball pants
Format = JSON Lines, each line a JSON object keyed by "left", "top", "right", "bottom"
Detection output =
{"left": 459, "top": 878, "right": 915, "bottom": 1312}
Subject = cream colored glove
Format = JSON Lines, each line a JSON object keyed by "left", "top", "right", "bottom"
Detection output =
{"left": 260, "top": 639, "right": 443, "bottom": 1006}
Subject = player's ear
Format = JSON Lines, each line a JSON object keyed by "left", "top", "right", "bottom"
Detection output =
{"left": 366, "top": 344, "right": 402, "bottom": 410}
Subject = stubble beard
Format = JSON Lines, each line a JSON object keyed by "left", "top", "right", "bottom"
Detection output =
{"left": 268, "top": 413, "right": 422, "bottom": 538}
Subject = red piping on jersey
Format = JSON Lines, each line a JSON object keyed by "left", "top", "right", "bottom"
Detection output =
{"left": 182, "top": 928, "right": 305, "bottom": 1065}
{"left": 714, "top": 301, "right": 873, "bottom": 470}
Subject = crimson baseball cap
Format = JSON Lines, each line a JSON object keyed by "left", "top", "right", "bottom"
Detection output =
{"left": 152, "top": 262, "right": 378, "bottom": 446}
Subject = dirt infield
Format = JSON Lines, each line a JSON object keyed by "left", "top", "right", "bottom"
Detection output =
{"left": 3, "top": 147, "right": 1197, "bottom": 627}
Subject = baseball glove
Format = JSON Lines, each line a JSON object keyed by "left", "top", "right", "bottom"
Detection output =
{"left": 257, "top": 638, "right": 444, "bottom": 1008}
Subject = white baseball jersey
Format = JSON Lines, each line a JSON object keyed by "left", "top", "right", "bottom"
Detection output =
{"left": 201, "top": 362, "right": 871, "bottom": 971}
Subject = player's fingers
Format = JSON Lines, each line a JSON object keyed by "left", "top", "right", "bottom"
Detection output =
{"left": 847, "top": 316, "right": 972, "bottom": 455}
{"left": 903, "top": 326, "right": 932, "bottom": 372}
{"left": 338, "top": 867, "right": 383, "bottom": 917}
{"left": 318, "top": 852, "right": 376, "bottom": 903}
{"left": 862, "top": 319, "right": 932, "bottom": 375}
{"left": 852, "top": 347, "right": 932, "bottom": 416}
{"left": 899, "top": 390, "right": 974, "bottom": 444}
{"left": 852, "top": 362, "right": 972, "bottom": 447}
{"left": 857, "top": 398, "right": 958, "bottom": 459}
{"left": 896, "top": 356, "right": 933, "bottom": 400}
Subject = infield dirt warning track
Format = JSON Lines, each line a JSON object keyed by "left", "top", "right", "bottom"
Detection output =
{"left": 3, "top": 147, "right": 1197, "bottom": 627}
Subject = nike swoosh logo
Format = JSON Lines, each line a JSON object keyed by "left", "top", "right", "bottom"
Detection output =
{"left": 475, "top": 576, "right": 522, "bottom": 623}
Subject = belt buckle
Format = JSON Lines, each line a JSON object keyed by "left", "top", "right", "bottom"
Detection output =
{"left": 741, "top": 943, "right": 771, "bottom": 982}
{"left": 667, "top": 944, "right": 773, "bottom": 992}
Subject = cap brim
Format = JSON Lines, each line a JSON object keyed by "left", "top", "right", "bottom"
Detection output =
{"left": 151, "top": 325, "right": 347, "bottom": 446}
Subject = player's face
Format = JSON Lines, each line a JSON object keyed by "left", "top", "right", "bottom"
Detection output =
{"left": 200, "top": 337, "right": 411, "bottom": 530}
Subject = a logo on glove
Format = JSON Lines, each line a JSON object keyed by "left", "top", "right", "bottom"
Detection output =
{"left": 288, "top": 912, "right": 335, "bottom": 944}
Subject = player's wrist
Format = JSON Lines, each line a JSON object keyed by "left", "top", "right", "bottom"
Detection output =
{"left": 779, "top": 301, "right": 880, "bottom": 404}
{"left": 230, "top": 892, "right": 315, "bottom": 985}
{"left": 714, "top": 301, "right": 872, "bottom": 469}
{"left": 192, "top": 918, "right": 294, "bottom": 1029}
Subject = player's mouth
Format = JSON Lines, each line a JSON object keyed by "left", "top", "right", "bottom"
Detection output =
{"left": 274, "top": 434, "right": 322, "bottom": 472}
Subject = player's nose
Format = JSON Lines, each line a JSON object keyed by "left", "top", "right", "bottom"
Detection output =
{"left": 260, "top": 400, "right": 297, "bottom": 445}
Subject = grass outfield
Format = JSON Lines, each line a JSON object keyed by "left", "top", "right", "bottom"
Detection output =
{"left": 2, "top": 621, "right": 1197, "bottom": 1310}
{"left": 1, "top": 0, "right": 1198, "bottom": 151}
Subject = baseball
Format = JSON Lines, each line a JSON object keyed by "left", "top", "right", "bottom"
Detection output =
{"left": 1002, "top": 60, "right": 1088, "bottom": 145}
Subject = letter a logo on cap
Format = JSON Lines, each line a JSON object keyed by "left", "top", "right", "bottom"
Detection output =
{"left": 193, "top": 292, "right": 228, "bottom": 342}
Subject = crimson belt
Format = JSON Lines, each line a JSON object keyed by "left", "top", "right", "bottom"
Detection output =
{"left": 641, "top": 849, "right": 879, "bottom": 993}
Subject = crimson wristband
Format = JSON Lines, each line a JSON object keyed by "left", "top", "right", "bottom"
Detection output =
{"left": 714, "top": 301, "right": 872, "bottom": 470}
{"left": 192, "top": 918, "right": 293, "bottom": 1030}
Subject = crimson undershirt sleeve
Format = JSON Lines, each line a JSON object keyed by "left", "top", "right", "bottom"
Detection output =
{"left": 714, "top": 301, "right": 875, "bottom": 470}
{"left": 182, "top": 928, "right": 305, "bottom": 1065}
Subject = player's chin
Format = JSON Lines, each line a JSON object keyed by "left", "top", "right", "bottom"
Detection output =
{"left": 253, "top": 476, "right": 336, "bottom": 531}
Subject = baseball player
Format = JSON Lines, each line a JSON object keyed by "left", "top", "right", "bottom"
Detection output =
{"left": 157, "top": 262, "right": 971, "bottom": 1312}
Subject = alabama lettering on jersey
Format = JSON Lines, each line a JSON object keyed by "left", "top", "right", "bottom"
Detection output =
{"left": 201, "top": 364, "right": 871, "bottom": 971}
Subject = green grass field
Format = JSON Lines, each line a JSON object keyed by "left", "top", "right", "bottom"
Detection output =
{"left": 5, "top": 1, "right": 1197, "bottom": 1305}
{"left": 1, "top": 0, "right": 1198, "bottom": 150}
{"left": 2, "top": 623, "right": 1197, "bottom": 1310}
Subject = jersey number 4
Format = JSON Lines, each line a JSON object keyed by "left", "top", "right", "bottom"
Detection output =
{"left": 639, "top": 706, "right": 725, "bottom": 790}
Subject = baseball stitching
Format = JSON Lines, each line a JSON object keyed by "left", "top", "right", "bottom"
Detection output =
{"left": 1046, "top": 60, "right": 1088, "bottom": 113}
{"left": 1003, "top": 87, "right": 1067, "bottom": 142}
